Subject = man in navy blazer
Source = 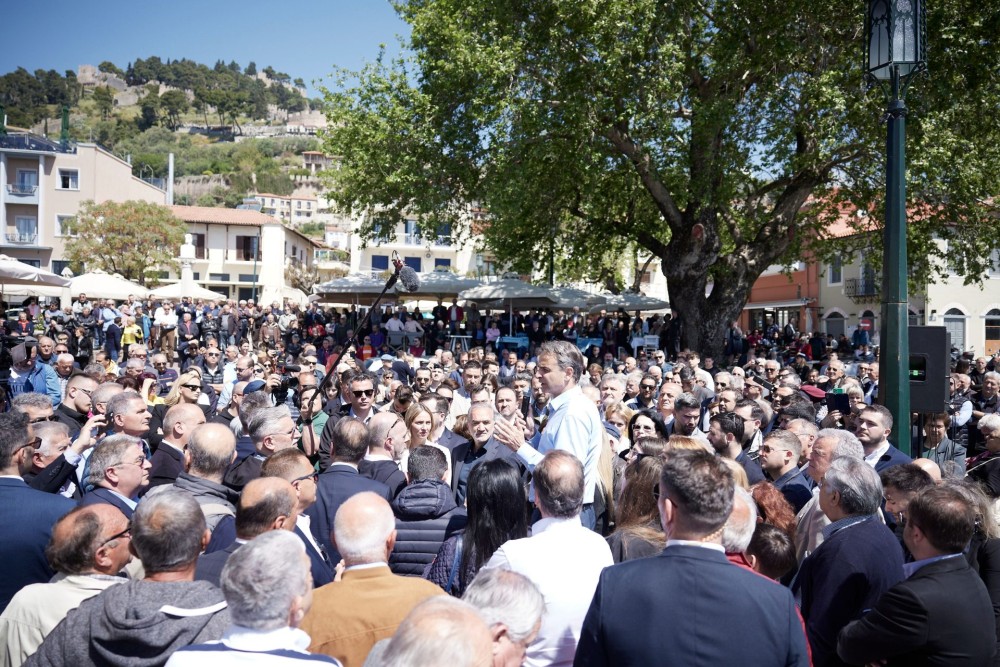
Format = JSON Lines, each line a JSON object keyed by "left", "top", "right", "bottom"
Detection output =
{"left": 855, "top": 405, "right": 912, "bottom": 473}
{"left": 79, "top": 434, "right": 151, "bottom": 520}
{"left": 837, "top": 485, "right": 997, "bottom": 665}
{"left": 305, "top": 417, "right": 392, "bottom": 564}
{"left": 793, "top": 456, "right": 904, "bottom": 666}
{"left": 144, "top": 404, "right": 205, "bottom": 492}
{"left": 0, "top": 410, "right": 76, "bottom": 611}
{"left": 451, "top": 403, "right": 523, "bottom": 505}
{"left": 574, "top": 448, "right": 810, "bottom": 667}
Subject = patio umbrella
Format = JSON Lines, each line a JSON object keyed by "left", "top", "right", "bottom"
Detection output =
{"left": 459, "top": 278, "right": 559, "bottom": 335}
{"left": 314, "top": 274, "right": 392, "bottom": 307}
{"left": 549, "top": 286, "right": 606, "bottom": 310}
{"left": 396, "top": 271, "right": 484, "bottom": 299}
{"left": 70, "top": 270, "right": 149, "bottom": 300}
{"left": 0, "top": 255, "right": 70, "bottom": 288}
{"left": 149, "top": 282, "right": 228, "bottom": 301}
{"left": 588, "top": 292, "right": 670, "bottom": 314}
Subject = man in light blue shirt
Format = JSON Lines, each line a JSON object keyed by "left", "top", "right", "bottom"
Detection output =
{"left": 495, "top": 341, "right": 604, "bottom": 529}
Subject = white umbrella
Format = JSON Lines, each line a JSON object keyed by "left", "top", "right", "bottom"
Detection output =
{"left": 149, "top": 282, "right": 228, "bottom": 301}
{"left": 396, "top": 271, "right": 484, "bottom": 298}
{"left": 459, "top": 278, "right": 559, "bottom": 335}
{"left": 549, "top": 286, "right": 605, "bottom": 310}
{"left": 589, "top": 292, "right": 670, "bottom": 313}
{"left": 0, "top": 255, "right": 70, "bottom": 288}
{"left": 70, "top": 270, "right": 149, "bottom": 300}
{"left": 314, "top": 273, "right": 392, "bottom": 306}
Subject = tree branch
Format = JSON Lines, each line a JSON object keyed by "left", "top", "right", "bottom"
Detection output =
{"left": 604, "top": 124, "right": 684, "bottom": 230}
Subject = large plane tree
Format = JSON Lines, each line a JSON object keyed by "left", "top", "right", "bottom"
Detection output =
{"left": 319, "top": 0, "right": 1000, "bottom": 358}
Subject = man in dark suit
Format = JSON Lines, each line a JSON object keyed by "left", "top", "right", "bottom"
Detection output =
{"left": 359, "top": 412, "right": 409, "bottom": 498}
{"left": 855, "top": 404, "right": 913, "bottom": 473}
{"left": 0, "top": 410, "right": 76, "bottom": 611}
{"left": 793, "top": 456, "right": 904, "bottom": 666}
{"left": 53, "top": 373, "right": 97, "bottom": 433}
{"left": 80, "top": 434, "right": 152, "bottom": 519}
{"left": 306, "top": 417, "right": 393, "bottom": 564}
{"left": 574, "top": 448, "right": 810, "bottom": 666}
{"left": 421, "top": 394, "right": 465, "bottom": 451}
{"left": 452, "top": 402, "right": 523, "bottom": 505}
{"left": 145, "top": 403, "right": 206, "bottom": 492}
{"left": 262, "top": 449, "right": 336, "bottom": 587}
{"left": 838, "top": 485, "right": 997, "bottom": 665}
{"left": 223, "top": 405, "right": 299, "bottom": 492}
{"left": 195, "top": 477, "right": 297, "bottom": 587}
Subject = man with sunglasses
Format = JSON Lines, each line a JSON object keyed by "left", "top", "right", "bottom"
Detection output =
{"left": 0, "top": 410, "right": 76, "bottom": 612}
{"left": 625, "top": 373, "right": 659, "bottom": 411}
{"left": 319, "top": 372, "right": 378, "bottom": 461}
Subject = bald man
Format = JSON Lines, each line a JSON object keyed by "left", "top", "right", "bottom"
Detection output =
{"left": 0, "top": 505, "right": 131, "bottom": 664}
{"left": 146, "top": 404, "right": 208, "bottom": 491}
{"left": 376, "top": 597, "right": 493, "bottom": 667}
{"left": 912, "top": 457, "right": 943, "bottom": 483}
{"left": 302, "top": 492, "right": 444, "bottom": 666}
{"left": 195, "top": 477, "right": 298, "bottom": 588}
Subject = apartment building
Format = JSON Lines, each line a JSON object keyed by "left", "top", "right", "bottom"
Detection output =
{"left": 166, "top": 205, "right": 319, "bottom": 303}
{"left": 249, "top": 192, "right": 319, "bottom": 225}
{"left": 0, "top": 133, "right": 166, "bottom": 274}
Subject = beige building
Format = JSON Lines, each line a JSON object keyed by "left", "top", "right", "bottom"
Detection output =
{"left": 0, "top": 133, "right": 166, "bottom": 274}
{"left": 816, "top": 220, "right": 1000, "bottom": 356}
{"left": 166, "top": 205, "right": 319, "bottom": 303}
{"left": 249, "top": 192, "right": 319, "bottom": 226}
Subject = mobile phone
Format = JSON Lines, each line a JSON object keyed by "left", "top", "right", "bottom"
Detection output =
{"left": 826, "top": 392, "right": 850, "bottom": 414}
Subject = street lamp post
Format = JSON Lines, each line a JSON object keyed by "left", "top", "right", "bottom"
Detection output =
{"left": 865, "top": 0, "right": 927, "bottom": 454}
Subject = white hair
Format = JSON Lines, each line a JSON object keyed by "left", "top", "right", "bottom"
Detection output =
{"left": 220, "top": 531, "right": 309, "bottom": 631}
{"left": 463, "top": 568, "right": 545, "bottom": 643}
{"left": 816, "top": 428, "right": 864, "bottom": 460}
{"left": 377, "top": 597, "right": 489, "bottom": 667}
{"left": 333, "top": 492, "right": 396, "bottom": 564}
{"left": 721, "top": 486, "right": 758, "bottom": 553}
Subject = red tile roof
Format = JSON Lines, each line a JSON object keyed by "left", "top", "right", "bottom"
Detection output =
{"left": 170, "top": 205, "right": 281, "bottom": 226}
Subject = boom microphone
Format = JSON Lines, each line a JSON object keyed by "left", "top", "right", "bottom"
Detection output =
{"left": 398, "top": 265, "right": 420, "bottom": 292}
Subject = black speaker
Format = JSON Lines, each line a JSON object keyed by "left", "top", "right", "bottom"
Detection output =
{"left": 909, "top": 326, "right": 951, "bottom": 413}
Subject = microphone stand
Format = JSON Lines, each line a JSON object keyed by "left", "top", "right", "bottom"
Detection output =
{"left": 317, "top": 256, "right": 405, "bottom": 397}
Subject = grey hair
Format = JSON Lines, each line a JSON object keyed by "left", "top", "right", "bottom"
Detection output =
{"left": 129, "top": 344, "right": 148, "bottom": 357}
{"left": 979, "top": 413, "right": 1000, "bottom": 436}
{"left": 816, "top": 428, "right": 864, "bottom": 460}
{"left": 34, "top": 421, "right": 70, "bottom": 456}
{"left": 823, "top": 457, "right": 883, "bottom": 515}
{"left": 626, "top": 370, "right": 645, "bottom": 384}
{"left": 91, "top": 382, "right": 125, "bottom": 409}
{"left": 247, "top": 405, "right": 292, "bottom": 444}
{"left": 125, "top": 357, "right": 146, "bottom": 370}
{"left": 378, "top": 597, "right": 489, "bottom": 667}
{"left": 239, "top": 390, "right": 273, "bottom": 428}
{"left": 463, "top": 569, "right": 545, "bottom": 643}
{"left": 985, "top": 371, "right": 1000, "bottom": 385}
{"left": 220, "top": 531, "right": 309, "bottom": 631}
{"left": 56, "top": 353, "right": 75, "bottom": 365}
{"left": 779, "top": 373, "right": 802, "bottom": 389}
{"left": 105, "top": 391, "right": 142, "bottom": 423}
{"left": 131, "top": 490, "right": 207, "bottom": 573}
{"left": 600, "top": 374, "right": 626, "bottom": 391}
{"left": 713, "top": 372, "right": 733, "bottom": 386}
{"left": 333, "top": 492, "right": 396, "bottom": 564}
{"left": 11, "top": 392, "right": 52, "bottom": 411}
{"left": 538, "top": 340, "right": 585, "bottom": 383}
{"left": 721, "top": 486, "right": 758, "bottom": 553}
{"left": 86, "top": 434, "right": 141, "bottom": 488}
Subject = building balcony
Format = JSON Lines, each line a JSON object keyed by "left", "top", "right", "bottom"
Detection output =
{"left": 845, "top": 277, "right": 881, "bottom": 303}
{"left": 5, "top": 184, "right": 39, "bottom": 205}
{"left": 4, "top": 232, "right": 39, "bottom": 245}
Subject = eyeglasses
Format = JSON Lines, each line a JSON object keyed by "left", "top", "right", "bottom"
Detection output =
{"left": 99, "top": 524, "right": 132, "bottom": 547}
{"left": 206, "top": 352, "right": 221, "bottom": 357}
{"left": 640, "top": 384, "right": 657, "bottom": 390}
{"left": 353, "top": 389, "right": 375, "bottom": 398}
{"left": 117, "top": 455, "right": 147, "bottom": 468}
{"left": 153, "top": 362, "right": 168, "bottom": 367}
{"left": 181, "top": 384, "right": 202, "bottom": 391}
{"left": 291, "top": 471, "right": 319, "bottom": 484}
{"left": 29, "top": 414, "right": 58, "bottom": 424}
{"left": 17, "top": 437, "right": 41, "bottom": 454}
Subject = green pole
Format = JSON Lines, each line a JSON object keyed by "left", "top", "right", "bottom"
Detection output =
{"left": 880, "top": 67, "right": 911, "bottom": 454}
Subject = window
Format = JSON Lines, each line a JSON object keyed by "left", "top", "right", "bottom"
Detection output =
{"left": 52, "top": 260, "right": 73, "bottom": 277}
{"left": 828, "top": 256, "right": 843, "bottom": 285}
{"left": 986, "top": 309, "right": 1000, "bottom": 355}
{"left": 943, "top": 308, "right": 966, "bottom": 353}
{"left": 824, "top": 312, "right": 846, "bottom": 337}
{"left": 209, "top": 273, "right": 231, "bottom": 282}
{"left": 191, "top": 233, "right": 206, "bottom": 259}
{"left": 55, "top": 215, "right": 77, "bottom": 237}
{"left": 14, "top": 170, "right": 38, "bottom": 194}
{"left": 239, "top": 274, "right": 257, "bottom": 282}
{"left": 404, "top": 220, "right": 420, "bottom": 245}
{"left": 404, "top": 256, "right": 422, "bottom": 272}
{"left": 371, "top": 255, "right": 389, "bottom": 272}
{"left": 990, "top": 250, "right": 1000, "bottom": 278}
{"left": 12, "top": 217, "right": 37, "bottom": 243}
{"left": 236, "top": 235, "right": 261, "bottom": 261}
{"left": 18, "top": 259, "right": 40, "bottom": 268}
{"left": 58, "top": 169, "right": 79, "bottom": 190}
{"left": 434, "top": 258, "right": 452, "bottom": 269}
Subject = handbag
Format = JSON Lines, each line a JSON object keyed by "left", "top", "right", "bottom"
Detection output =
{"left": 444, "top": 535, "right": 464, "bottom": 595}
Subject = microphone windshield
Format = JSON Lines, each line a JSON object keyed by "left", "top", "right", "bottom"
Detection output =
{"left": 398, "top": 266, "right": 420, "bottom": 292}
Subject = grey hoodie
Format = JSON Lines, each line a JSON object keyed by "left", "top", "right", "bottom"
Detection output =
{"left": 25, "top": 579, "right": 229, "bottom": 667}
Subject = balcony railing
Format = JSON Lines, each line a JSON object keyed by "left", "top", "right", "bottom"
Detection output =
{"left": 5, "top": 232, "right": 38, "bottom": 245}
{"left": 844, "top": 277, "right": 881, "bottom": 302}
{"left": 7, "top": 184, "right": 38, "bottom": 196}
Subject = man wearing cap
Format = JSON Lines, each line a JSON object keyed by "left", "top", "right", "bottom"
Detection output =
{"left": 375, "top": 354, "right": 398, "bottom": 383}
{"left": 7, "top": 340, "right": 62, "bottom": 406}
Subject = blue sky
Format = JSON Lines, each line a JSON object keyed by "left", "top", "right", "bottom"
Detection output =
{"left": 1, "top": 0, "right": 409, "bottom": 96}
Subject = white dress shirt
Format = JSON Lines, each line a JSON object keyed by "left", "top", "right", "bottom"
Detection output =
{"left": 485, "top": 516, "right": 613, "bottom": 667}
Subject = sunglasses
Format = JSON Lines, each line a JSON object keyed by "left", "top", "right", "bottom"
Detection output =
{"left": 353, "top": 389, "right": 375, "bottom": 398}
{"left": 181, "top": 384, "right": 202, "bottom": 391}
{"left": 291, "top": 472, "right": 319, "bottom": 484}
{"left": 29, "top": 415, "right": 58, "bottom": 424}
{"left": 641, "top": 384, "right": 657, "bottom": 390}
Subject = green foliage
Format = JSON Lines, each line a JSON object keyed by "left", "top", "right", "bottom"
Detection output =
{"left": 91, "top": 85, "right": 114, "bottom": 120}
{"left": 320, "top": 0, "right": 1000, "bottom": 356}
{"left": 64, "top": 200, "right": 186, "bottom": 285}
{"left": 98, "top": 61, "right": 125, "bottom": 78}
{"left": 0, "top": 67, "right": 80, "bottom": 126}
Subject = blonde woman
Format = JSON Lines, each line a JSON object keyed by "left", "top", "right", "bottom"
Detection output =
{"left": 149, "top": 369, "right": 207, "bottom": 450}
{"left": 400, "top": 403, "right": 452, "bottom": 484}
{"left": 605, "top": 403, "right": 635, "bottom": 456}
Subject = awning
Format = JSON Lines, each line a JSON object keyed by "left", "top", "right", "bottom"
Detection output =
{"left": 742, "top": 299, "right": 810, "bottom": 310}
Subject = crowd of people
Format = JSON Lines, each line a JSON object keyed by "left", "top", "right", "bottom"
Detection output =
{"left": 1, "top": 291, "right": 1000, "bottom": 666}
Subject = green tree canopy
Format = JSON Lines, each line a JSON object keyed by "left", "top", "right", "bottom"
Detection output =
{"left": 64, "top": 200, "right": 186, "bottom": 285}
{"left": 319, "top": 0, "right": 1000, "bottom": 357}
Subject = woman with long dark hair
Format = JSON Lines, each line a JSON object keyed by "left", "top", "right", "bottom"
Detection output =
{"left": 424, "top": 459, "right": 528, "bottom": 596}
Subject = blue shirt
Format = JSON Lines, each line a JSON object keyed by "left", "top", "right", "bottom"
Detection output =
{"left": 516, "top": 384, "right": 603, "bottom": 503}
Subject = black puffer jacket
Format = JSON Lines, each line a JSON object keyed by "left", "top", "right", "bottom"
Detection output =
{"left": 390, "top": 479, "right": 467, "bottom": 576}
